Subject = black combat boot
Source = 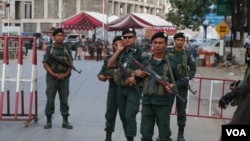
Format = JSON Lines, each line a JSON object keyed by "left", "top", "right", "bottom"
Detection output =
{"left": 44, "top": 115, "right": 52, "bottom": 129}
{"left": 177, "top": 126, "right": 185, "bottom": 141}
{"left": 62, "top": 116, "right": 73, "bottom": 129}
{"left": 105, "top": 132, "right": 112, "bottom": 141}
{"left": 126, "top": 136, "right": 134, "bottom": 141}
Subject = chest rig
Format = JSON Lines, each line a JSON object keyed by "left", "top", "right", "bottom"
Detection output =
{"left": 141, "top": 55, "right": 175, "bottom": 96}
{"left": 170, "top": 48, "right": 189, "bottom": 77}
{"left": 49, "top": 44, "right": 71, "bottom": 73}
{"left": 116, "top": 47, "right": 138, "bottom": 86}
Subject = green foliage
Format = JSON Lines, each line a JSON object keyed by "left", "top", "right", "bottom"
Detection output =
{"left": 167, "top": 0, "right": 214, "bottom": 31}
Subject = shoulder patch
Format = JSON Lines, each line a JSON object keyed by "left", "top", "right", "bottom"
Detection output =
{"left": 167, "top": 52, "right": 175, "bottom": 56}
{"left": 163, "top": 64, "right": 169, "bottom": 71}
{"left": 141, "top": 52, "right": 148, "bottom": 57}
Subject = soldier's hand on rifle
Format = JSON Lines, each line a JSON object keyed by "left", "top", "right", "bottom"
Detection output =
{"left": 230, "top": 80, "right": 241, "bottom": 91}
{"left": 126, "top": 76, "right": 136, "bottom": 86}
{"left": 164, "top": 83, "right": 175, "bottom": 94}
{"left": 181, "top": 76, "right": 190, "bottom": 87}
{"left": 218, "top": 92, "right": 234, "bottom": 109}
{"left": 135, "top": 70, "right": 150, "bottom": 78}
{"left": 98, "top": 75, "right": 108, "bottom": 82}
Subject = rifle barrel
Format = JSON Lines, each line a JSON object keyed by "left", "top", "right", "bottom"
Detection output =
{"left": 134, "top": 60, "right": 186, "bottom": 102}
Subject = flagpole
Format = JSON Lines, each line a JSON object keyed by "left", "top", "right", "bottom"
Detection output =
{"left": 102, "top": 0, "right": 105, "bottom": 40}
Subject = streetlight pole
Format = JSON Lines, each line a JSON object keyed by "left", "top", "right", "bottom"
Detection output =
{"left": 58, "top": 2, "right": 65, "bottom": 28}
{"left": 6, "top": 0, "right": 10, "bottom": 36}
{"left": 106, "top": 0, "right": 112, "bottom": 42}
{"left": 203, "top": 20, "right": 209, "bottom": 42}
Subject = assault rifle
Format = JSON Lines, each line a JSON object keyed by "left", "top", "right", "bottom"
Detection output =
{"left": 186, "top": 84, "right": 197, "bottom": 95}
{"left": 103, "top": 72, "right": 113, "bottom": 79}
{"left": 47, "top": 53, "right": 82, "bottom": 74}
{"left": 116, "top": 61, "right": 141, "bottom": 95}
{"left": 134, "top": 60, "right": 186, "bottom": 102}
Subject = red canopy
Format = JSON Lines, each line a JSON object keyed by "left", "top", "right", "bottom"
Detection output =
{"left": 108, "top": 13, "right": 176, "bottom": 32}
{"left": 61, "top": 11, "right": 107, "bottom": 30}
{"left": 107, "top": 14, "right": 151, "bottom": 31}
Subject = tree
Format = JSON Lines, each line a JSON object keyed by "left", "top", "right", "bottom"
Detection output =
{"left": 231, "top": 0, "right": 245, "bottom": 47}
{"left": 166, "top": 0, "right": 213, "bottom": 31}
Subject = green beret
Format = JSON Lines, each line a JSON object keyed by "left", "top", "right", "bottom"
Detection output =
{"left": 113, "top": 36, "right": 123, "bottom": 43}
{"left": 151, "top": 32, "right": 168, "bottom": 42}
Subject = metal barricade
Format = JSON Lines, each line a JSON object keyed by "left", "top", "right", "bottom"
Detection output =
{"left": 171, "top": 76, "right": 236, "bottom": 120}
{"left": 0, "top": 36, "right": 38, "bottom": 127}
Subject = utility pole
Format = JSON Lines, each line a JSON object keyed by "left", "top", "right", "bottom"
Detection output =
{"left": 6, "top": 0, "right": 10, "bottom": 36}
{"left": 247, "top": 0, "right": 250, "bottom": 35}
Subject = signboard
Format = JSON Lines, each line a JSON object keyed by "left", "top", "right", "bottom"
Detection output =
{"left": 205, "top": 13, "right": 224, "bottom": 26}
{"left": 215, "top": 21, "right": 230, "bottom": 38}
{"left": 217, "top": 2, "right": 232, "bottom": 16}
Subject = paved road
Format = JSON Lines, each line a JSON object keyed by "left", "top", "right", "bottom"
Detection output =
{"left": 0, "top": 50, "right": 240, "bottom": 141}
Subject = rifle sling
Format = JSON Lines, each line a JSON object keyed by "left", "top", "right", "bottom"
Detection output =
{"left": 149, "top": 77, "right": 156, "bottom": 95}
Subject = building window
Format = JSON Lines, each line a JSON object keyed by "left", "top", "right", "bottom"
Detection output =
{"left": 15, "top": 1, "right": 21, "bottom": 19}
{"left": 25, "top": 2, "right": 32, "bottom": 19}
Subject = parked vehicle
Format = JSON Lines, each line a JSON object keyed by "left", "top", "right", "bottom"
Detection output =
{"left": 245, "top": 35, "right": 250, "bottom": 48}
{"left": 189, "top": 38, "right": 204, "bottom": 49}
{"left": 198, "top": 39, "right": 231, "bottom": 63}
{"left": 42, "top": 35, "right": 51, "bottom": 46}
{"left": 167, "top": 36, "right": 174, "bottom": 48}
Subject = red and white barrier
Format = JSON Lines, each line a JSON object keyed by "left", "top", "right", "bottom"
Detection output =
{"left": 0, "top": 36, "right": 38, "bottom": 127}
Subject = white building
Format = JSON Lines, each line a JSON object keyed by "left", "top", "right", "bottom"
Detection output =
{"left": 0, "top": 0, "right": 169, "bottom": 34}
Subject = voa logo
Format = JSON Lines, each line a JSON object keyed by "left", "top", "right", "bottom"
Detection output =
{"left": 226, "top": 129, "right": 246, "bottom": 136}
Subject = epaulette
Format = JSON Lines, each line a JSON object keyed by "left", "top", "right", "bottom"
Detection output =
{"left": 166, "top": 51, "right": 175, "bottom": 57}
{"left": 168, "top": 56, "right": 178, "bottom": 63}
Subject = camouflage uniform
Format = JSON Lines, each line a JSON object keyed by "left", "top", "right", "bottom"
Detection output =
{"left": 140, "top": 55, "right": 180, "bottom": 141}
{"left": 96, "top": 40, "right": 103, "bottom": 61}
{"left": 166, "top": 47, "right": 196, "bottom": 127}
{"left": 116, "top": 45, "right": 144, "bottom": 138}
{"left": 98, "top": 55, "right": 118, "bottom": 133}
{"left": 42, "top": 44, "right": 73, "bottom": 117}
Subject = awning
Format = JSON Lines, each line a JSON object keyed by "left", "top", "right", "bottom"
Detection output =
{"left": 108, "top": 13, "right": 176, "bottom": 32}
{"left": 61, "top": 11, "right": 118, "bottom": 30}
{"left": 107, "top": 14, "right": 151, "bottom": 31}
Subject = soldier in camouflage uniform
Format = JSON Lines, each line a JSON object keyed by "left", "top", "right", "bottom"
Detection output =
{"left": 108, "top": 28, "right": 146, "bottom": 141}
{"left": 96, "top": 38, "right": 104, "bottom": 61}
{"left": 42, "top": 28, "right": 74, "bottom": 129}
{"left": 98, "top": 36, "right": 123, "bottom": 141}
{"left": 135, "top": 32, "right": 180, "bottom": 141}
{"left": 219, "top": 41, "right": 250, "bottom": 108}
{"left": 165, "top": 32, "right": 196, "bottom": 141}
{"left": 87, "top": 38, "right": 95, "bottom": 59}
{"left": 65, "top": 37, "right": 74, "bottom": 50}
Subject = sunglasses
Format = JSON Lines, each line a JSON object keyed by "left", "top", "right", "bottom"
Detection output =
{"left": 123, "top": 36, "right": 134, "bottom": 39}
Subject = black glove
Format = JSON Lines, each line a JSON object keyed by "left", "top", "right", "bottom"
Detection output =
{"left": 218, "top": 92, "right": 234, "bottom": 109}
{"left": 181, "top": 76, "right": 190, "bottom": 87}
{"left": 218, "top": 87, "right": 242, "bottom": 109}
{"left": 230, "top": 80, "right": 241, "bottom": 90}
